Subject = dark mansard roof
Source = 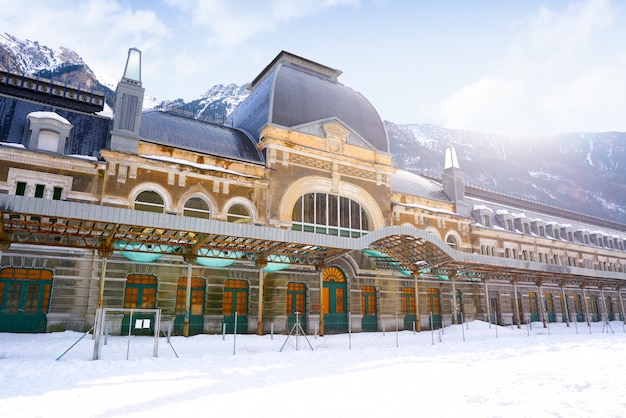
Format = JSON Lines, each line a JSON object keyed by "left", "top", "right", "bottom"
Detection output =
{"left": 139, "top": 111, "right": 263, "bottom": 163}
{"left": 227, "top": 51, "right": 389, "bottom": 154}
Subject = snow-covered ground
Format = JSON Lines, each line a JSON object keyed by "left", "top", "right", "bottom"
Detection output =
{"left": 2, "top": 320, "right": 626, "bottom": 417}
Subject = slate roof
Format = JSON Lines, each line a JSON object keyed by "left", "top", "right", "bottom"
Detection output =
{"left": 0, "top": 94, "right": 110, "bottom": 157}
{"left": 139, "top": 111, "right": 263, "bottom": 163}
{"left": 391, "top": 169, "right": 451, "bottom": 202}
{"left": 227, "top": 52, "right": 389, "bottom": 153}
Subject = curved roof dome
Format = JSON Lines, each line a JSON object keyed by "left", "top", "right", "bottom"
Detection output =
{"left": 227, "top": 51, "right": 389, "bottom": 153}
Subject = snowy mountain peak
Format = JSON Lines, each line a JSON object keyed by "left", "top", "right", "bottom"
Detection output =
{"left": 0, "top": 32, "right": 87, "bottom": 74}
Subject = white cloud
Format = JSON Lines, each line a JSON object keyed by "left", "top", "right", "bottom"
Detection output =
{"left": 165, "top": 0, "right": 359, "bottom": 49}
{"left": 439, "top": 0, "right": 625, "bottom": 133}
{"left": 0, "top": 0, "right": 170, "bottom": 78}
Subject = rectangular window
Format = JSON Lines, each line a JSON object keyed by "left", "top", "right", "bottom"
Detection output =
{"left": 53, "top": 187, "right": 63, "bottom": 200}
{"left": 16, "top": 182, "right": 26, "bottom": 196}
{"left": 34, "top": 184, "right": 45, "bottom": 198}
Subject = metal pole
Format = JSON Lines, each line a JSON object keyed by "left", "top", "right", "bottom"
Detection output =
{"left": 430, "top": 311, "right": 434, "bottom": 345}
{"left": 183, "top": 262, "right": 192, "bottom": 337}
{"left": 582, "top": 286, "right": 591, "bottom": 329}
{"left": 233, "top": 311, "right": 237, "bottom": 355}
{"left": 395, "top": 312, "right": 399, "bottom": 348}
{"left": 126, "top": 309, "right": 133, "bottom": 360}
{"left": 257, "top": 267, "right": 265, "bottom": 336}
{"left": 318, "top": 266, "right": 325, "bottom": 337}
{"left": 513, "top": 281, "right": 521, "bottom": 329}
{"left": 413, "top": 271, "right": 421, "bottom": 332}
{"left": 538, "top": 283, "right": 547, "bottom": 329}
{"left": 153, "top": 309, "right": 160, "bottom": 358}
{"left": 485, "top": 281, "right": 492, "bottom": 328}
{"left": 460, "top": 312, "right": 465, "bottom": 342}
{"left": 451, "top": 274, "right": 458, "bottom": 325}
{"left": 348, "top": 311, "right": 352, "bottom": 350}
{"left": 617, "top": 288, "right": 626, "bottom": 324}
{"left": 561, "top": 283, "right": 570, "bottom": 327}
{"left": 94, "top": 255, "right": 108, "bottom": 340}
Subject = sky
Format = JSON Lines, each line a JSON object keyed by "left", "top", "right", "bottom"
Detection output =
{"left": 1, "top": 0, "right": 626, "bottom": 133}
{"left": 2, "top": 320, "right": 626, "bottom": 417}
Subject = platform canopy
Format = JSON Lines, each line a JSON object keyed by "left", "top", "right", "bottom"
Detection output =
{"left": 0, "top": 194, "right": 624, "bottom": 287}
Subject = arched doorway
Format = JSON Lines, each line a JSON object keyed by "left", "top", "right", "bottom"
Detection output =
{"left": 545, "top": 293, "right": 556, "bottom": 322}
{"left": 286, "top": 282, "right": 307, "bottom": 332}
{"left": 361, "top": 286, "right": 377, "bottom": 331}
{"left": 427, "top": 288, "right": 442, "bottom": 329}
{"left": 529, "top": 292, "right": 540, "bottom": 322}
{"left": 322, "top": 267, "right": 348, "bottom": 333}
{"left": 175, "top": 277, "right": 205, "bottom": 335}
{"left": 223, "top": 279, "right": 248, "bottom": 333}
{"left": 122, "top": 274, "right": 157, "bottom": 335}
{"left": 0, "top": 268, "right": 52, "bottom": 333}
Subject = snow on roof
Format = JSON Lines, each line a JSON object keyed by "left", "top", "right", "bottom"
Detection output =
{"left": 473, "top": 205, "right": 493, "bottom": 212}
{"left": 141, "top": 155, "right": 260, "bottom": 178}
{"left": 27, "top": 111, "right": 71, "bottom": 125}
{"left": 395, "top": 202, "right": 458, "bottom": 216}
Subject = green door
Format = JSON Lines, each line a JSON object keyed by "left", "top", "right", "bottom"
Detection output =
{"left": 122, "top": 275, "right": 157, "bottom": 335}
{"left": 175, "top": 277, "right": 205, "bottom": 336}
{"left": 361, "top": 286, "right": 377, "bottom": 331}
{"left": 574, "top": 295, "right": 585, "bottom": 322}
{"left": 489, "top": 292, "right": 500, "bottom": 325}
{"left": 545, "top": 293, "right": 555, "bottom": 323}
{"left": 428, "top": 288, "right": 442, "bottom": 329}
{"left": 590, "top": 296, "right": 600, "bottom": 322}
{"left": 605, "top": 296, "right": 614, "bottom": 321}
{"left": 529, "top": 292, "right": 540, "bottom": 322}
{"left": 323, "top": 267, "right": 348, "bottom": 333}
{"left": 402, "top": 287, "right": 416, "bottom": 330}
{"left": 0, "top": 268, "right": 52, "bottom": 333}
{"left": 223, "top": 279, "right": 248, "bottom": 334}
{"left": 561, "top": 294, "right": 570, "bottom": 322}
{"left": 287, "top": 282, "right": 307, "bottom": 332}
{"left": 454, "top": 289, "right": 465, "bottom": 324}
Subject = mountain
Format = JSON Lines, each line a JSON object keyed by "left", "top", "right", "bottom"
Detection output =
{"left": 387, "top": 123, "right": 626, "bottom": 224}
{"left": 0, "top": 33, "right": 116, "bottom": 113}
{"left": 152, "top": 83, "right": 250, "bottom": 124}
{"left": 2, "top": 33, "right": 625, "bottom": 224}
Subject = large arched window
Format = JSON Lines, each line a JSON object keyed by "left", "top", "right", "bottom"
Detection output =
{"left": 134, "top": 191, "right": 164, "bottom": 213}
{"left": 292, "top": 193, "right": 371, "bottom": 237}
{"left": 183, "top": 197, "right": 210, "bottom": 219}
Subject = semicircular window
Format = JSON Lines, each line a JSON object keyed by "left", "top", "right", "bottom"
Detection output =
{"left": 292, "top": 193, "right": 371, "bottom": 237}
{"left": 446, "top": 235, "right": 458, "bottom": 249}
{"left": 227, "top": 204, "right": 251, "bottom": 224}
{"left": 134, "top": 191, "right": 164, "bottom": 213}
{"left": 183, "top": 197, "right": 211, "bottom": 219}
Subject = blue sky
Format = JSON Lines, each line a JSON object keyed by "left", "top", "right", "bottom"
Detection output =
{"left": 2, "top": 0, "right": 625, "bottom": 133}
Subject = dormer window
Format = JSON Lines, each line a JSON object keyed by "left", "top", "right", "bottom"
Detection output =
{"left": 472, "top": 205, "right": 493, "bottom": 228}
{"left": 26, "top": 111, "right": 72, "bottom": 154}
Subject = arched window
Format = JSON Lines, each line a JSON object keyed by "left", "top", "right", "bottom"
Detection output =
{"left": 292, "top": 193, "right": 371, "bottom": 237}
{"left": 227, "top": 204, "right": 251, "bottom": 224}
{"left": 183, "top": 197, "right": 210, "bottom": 219}
{"left": 134, "top": 191, "right": 164, "bottom": 213}
{"left": 446, "top": 235, "right": 458, "bottom": 249}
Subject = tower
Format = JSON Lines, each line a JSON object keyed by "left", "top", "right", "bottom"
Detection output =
{"left": 109, "top": 48, "right": 144, "bottom": 153}
{"left": 442, "top": 145, "right": 468, "bottom": 215}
